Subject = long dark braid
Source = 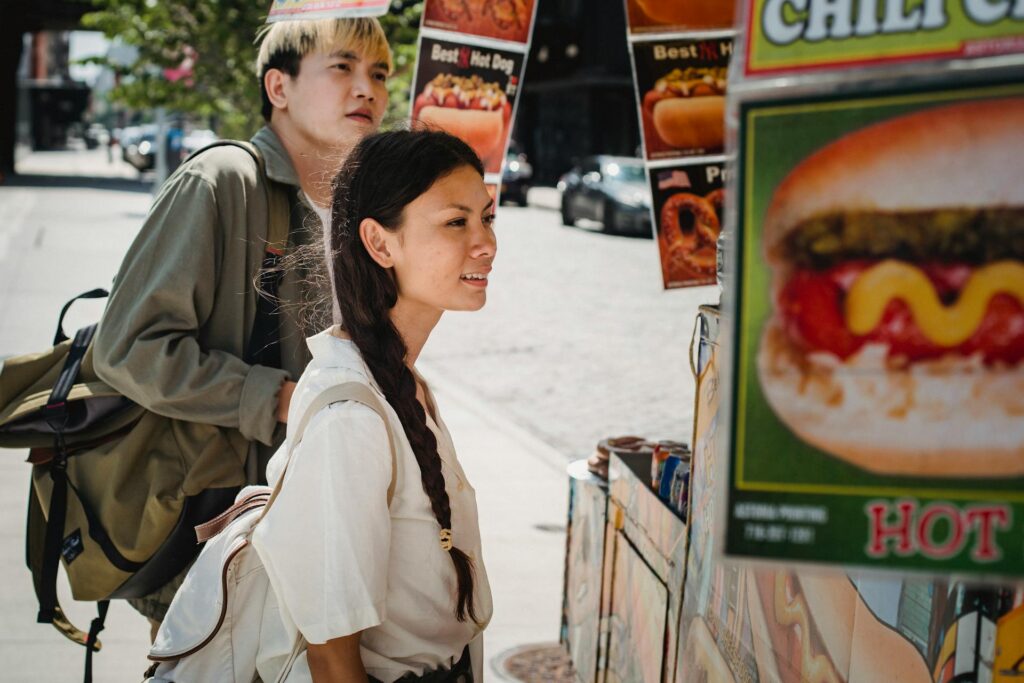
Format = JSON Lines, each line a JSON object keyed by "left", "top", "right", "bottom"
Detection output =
{"left": 329, "top": 130, "right": 484, "bottom": 623}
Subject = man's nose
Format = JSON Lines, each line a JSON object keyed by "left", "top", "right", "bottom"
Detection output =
{"left": 352, "top": 70, "right": 376, "bottom": 100}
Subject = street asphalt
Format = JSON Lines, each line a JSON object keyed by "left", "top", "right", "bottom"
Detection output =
{"left": 0, "top": 146, "right": 715, "bottom": 681}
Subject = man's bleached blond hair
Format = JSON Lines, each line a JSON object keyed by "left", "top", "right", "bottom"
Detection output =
{"left": 256, "top": 17, "right": 392, "bottom": 121}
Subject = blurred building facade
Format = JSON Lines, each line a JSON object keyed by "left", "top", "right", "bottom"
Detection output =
{"left": 0, "top": 0, "right": 91, "bottom": 173}
{"left": 513, "top": 0, "right": 641, "bottom": 185}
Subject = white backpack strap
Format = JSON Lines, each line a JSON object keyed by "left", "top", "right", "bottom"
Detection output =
{"left": 261, "top": 381, "right": 400, "bottom": 521}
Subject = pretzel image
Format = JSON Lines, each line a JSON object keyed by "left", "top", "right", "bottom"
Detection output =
{"left": 660, "top": 192, "right": 721, "bottom": 276}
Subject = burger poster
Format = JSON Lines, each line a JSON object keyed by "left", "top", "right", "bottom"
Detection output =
{"left": 423, "top": 0, "right": 536, "bottom": 44}
{"left": 632, "top": 36, "right": 732, "bottom": 160}
{"left": 724, "top": 81, "right": 1024, "bottom": 577}
{"left": 743, "top": 0, "right": 1024, "bottom": 75}
{"left": 624, "top": 0, "right": 736, "bottom": 34}
{"left": 650, "top": 159, "right": 725, "bottom": 288}
{"left": 411, "top": 35, "right": 523, "bottom": 175}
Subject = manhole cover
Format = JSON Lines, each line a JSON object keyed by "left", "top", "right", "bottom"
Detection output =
{"left": 493, "top": 642, "right": 576, "bottom": 682}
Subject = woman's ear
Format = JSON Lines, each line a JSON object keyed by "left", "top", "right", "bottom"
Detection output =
{"left": 359, "top": 218, "right": 395, "bottom": 268}
{"left": 264, "top": 68, "right": 289, "bottom": 112}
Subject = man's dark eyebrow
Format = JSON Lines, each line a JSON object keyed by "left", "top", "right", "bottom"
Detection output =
{"left": 326, "top": 51, "right": 389, "bottom": 71}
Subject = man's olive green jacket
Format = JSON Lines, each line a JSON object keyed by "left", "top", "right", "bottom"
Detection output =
{"left": 94, "top": 127, "right": 317, "bottom": 470}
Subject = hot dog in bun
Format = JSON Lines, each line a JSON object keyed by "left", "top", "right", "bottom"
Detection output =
{"left": 746, "top": 569, "right": 931, "bottom": 683}
{"left": 643, "top": 67, "right": 726, "bottom": 153}
{"left": 413, "top": 73, "right": 512, "bottom": 169}
{"left": 757, "top": 99, "right": 1024, "bottom": 476}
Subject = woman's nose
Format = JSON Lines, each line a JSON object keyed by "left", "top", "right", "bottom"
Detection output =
{"left": 471, "top": 220, "right": 497, "bottom": 258}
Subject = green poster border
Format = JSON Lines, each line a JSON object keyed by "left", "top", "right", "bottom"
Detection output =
{"left": 729, "top": 79, "right": 1024, "bottom": 501}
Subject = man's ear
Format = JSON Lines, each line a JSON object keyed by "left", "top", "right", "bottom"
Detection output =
{"left": 359, "top": 218, "right": 394, "bottom": 268}
{"left": 264, "top": 68, "right": 289, "bottom": 113}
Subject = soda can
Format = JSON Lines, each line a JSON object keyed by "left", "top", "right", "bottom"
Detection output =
{"left": 651, "top": 445, "right": 669, "bottom": 489}
{"left": 671, "top": 462, "right": 691, "bottom": 517}
{"left": 659, "top": 453, "right": 685, "bottom": 500}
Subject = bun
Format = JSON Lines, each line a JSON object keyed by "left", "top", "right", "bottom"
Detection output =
{"left": 757, "top": 322, "right": 1024, "bottom": 476}
{"left": 416, "top": 106, "right": 505, "bottom": 165}
{"left": 634, "top": 0, "right": 734, "bottom": 27}
{"left": 764, "top": 98, "right": 1024, "bottom": 260}
{"left": 652, "top": 96, "right": 724, "bottom": 151}
{"left": 746, "top": 569, "right": 931, "bottom": 683}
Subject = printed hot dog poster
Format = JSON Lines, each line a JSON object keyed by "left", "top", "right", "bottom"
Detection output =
{"left": 423, "top": 0, "right": 536, "bottom": 44}
{"left": 679, "top": 314, "right": 1024, "bottom": 682}
{"left": 411, "top": 36, "right": 522, "bottom": 175}
{"left": 723, "top": 80, "right": 1024, "bottom": 576}
{"left": 651, "top": 159, "right": 725, "bottom": 288}
{"left": 624, "top": 0, "right": 735, "bottom": 34}
{"left": 633, "top": 36, "right": 732, "bottom": 160}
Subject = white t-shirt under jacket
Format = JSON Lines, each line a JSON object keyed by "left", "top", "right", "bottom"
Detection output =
{"left": 252, "top": 328, "right": 493, "bottom": 682}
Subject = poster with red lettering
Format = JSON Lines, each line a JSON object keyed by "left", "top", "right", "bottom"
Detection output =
{"left": 411, "top": 35, "right": 523, "bottom": 175}
{"left": 650, "top": 159, "right": 724, "bottom": 288}
{"left": 722, "top": 79, "right": 1024, "bottom": 577}
{"left": 632, "top": 35, "right": 732, "bottom": 160}
{"left": 422, "top": 0, "right": 536, "bottom": 45}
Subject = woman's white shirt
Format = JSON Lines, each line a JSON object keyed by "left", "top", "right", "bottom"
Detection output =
{"left": 251, "top": 328, "right": 493, "bottom": 682}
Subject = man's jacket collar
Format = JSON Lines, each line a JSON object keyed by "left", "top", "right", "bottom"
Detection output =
{"left": 251, "top": 126, "right": 300, "bottom": 188}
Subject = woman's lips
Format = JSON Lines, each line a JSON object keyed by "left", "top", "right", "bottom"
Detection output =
{"left": 461, "top": 272, "right": 490, "bottom": 287}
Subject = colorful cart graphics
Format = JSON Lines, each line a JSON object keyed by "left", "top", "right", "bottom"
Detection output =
{"left": 679, "top": 307, "right": 1024, "bottom": 683}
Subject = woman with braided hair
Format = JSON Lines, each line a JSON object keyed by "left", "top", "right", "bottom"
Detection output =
{"left": 252, "top": 129, "right": 495, "bottom": 682}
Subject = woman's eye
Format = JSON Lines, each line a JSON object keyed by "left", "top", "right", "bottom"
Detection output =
{"left": 483, "top": 214, "right": 496, "bottom": 225}
{"left": 447, "top": 218, "right": 468, "bottom": 227}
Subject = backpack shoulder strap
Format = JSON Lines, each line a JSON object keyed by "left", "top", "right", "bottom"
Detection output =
{"left": 262, "top": 382, "right": 400, "bottom": 518}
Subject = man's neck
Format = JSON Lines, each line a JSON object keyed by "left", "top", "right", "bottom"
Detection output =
{"left": 269, "top": 122, "right": 343, "bottom": 207}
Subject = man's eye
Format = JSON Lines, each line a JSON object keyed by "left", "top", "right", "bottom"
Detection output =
{"left": 374, "top": 72, "right": 389, "bottom": 82}
{"left": 332, "top": 63, "right": 351, "bottom": 71}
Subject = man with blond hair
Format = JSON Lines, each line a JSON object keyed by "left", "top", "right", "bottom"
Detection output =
{"left": 93, "top": 17, "right": 391, "bottom": 634}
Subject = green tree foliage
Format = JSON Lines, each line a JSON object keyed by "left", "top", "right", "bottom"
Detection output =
{"left": 83, "top": 0, "right": 422, "bottom": 139}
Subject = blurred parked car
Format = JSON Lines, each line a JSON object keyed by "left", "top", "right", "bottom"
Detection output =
{"left": 558, "top": 155, "right": 652, "bottom": 236}
{"left": 83, "top": 124, "right": 110, "bottom": 149}
{"left": 500, "top": 143, "right": 532, "bottom": 206}
{"left": 121, "top": 125, "right": 157, "bottom": 172}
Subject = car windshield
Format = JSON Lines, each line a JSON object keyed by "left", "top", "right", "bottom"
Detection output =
{"left": 602, "top": 161, "right": 645, "bottom": 184}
